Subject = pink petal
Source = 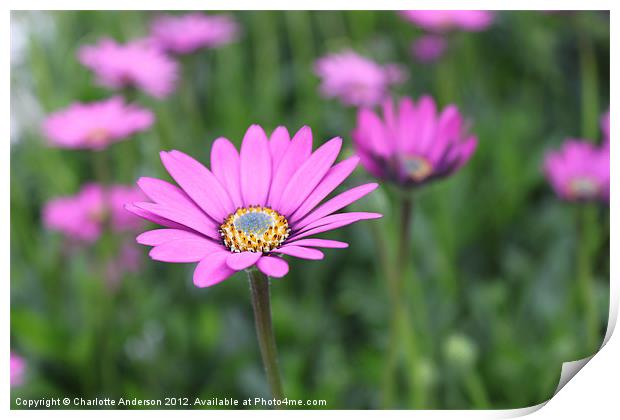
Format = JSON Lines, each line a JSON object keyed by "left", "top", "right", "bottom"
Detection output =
{"left": 193, "top": 251, "right": 236, "bottom": 288}
{"left": 137, "top": 228, "right": 211, "bottom": 245}
{"left": 161, "top": 150, "right": 234, "bottom": 222}
{"left": 125, "top": 203, "right": 188, "bottom": 230}
{"left": 240, "top": 124, "right": 272, "bottom": 206}
{"left": 133, "top": 202, "right": 219, "bottom": 239}
{"left": 289, "top": 156, "right": 360, "bottom": 223}
{"left": 397, "top": 97, "right": 417, "bottom": 153}
{"left": 136, "top": 178, "right": 219, "bottom": 238}
{"left": 357, "top": 147, "right": 386, "bottom": 179}
{"left": 415, "top": 95, "right": 438, "bottom": 153}
{"left": 296, "top": 212, "right": 383, "bottom": 235}
{"left": 278, "top": 137, "right": 342, "bottom": 217}
{"left": 276, "top": 245, "right": 324, "bottom": 260}
{"left": 359, "top": 108, "right": 392, "bottom": 157}
{"left": 382, "top": 98, "right": 397, "bottom": 137}
{"left": 285, "top": 238, "right": 349, "bottom": 249}
{"left": 269, "top": 126, "right": 291, "bottom": 172}
{"left": 226, "top": 251, "right": 262, "bottom": 270}
{"left": 267, "top": 126, "right": 313, "bottom": 208}
{"left": 257, "top": 256, "right": 289, "bottom": 278}
{"left": 149, "top": 238, "right": 222, "bottom": 262}
{"left": 137, "top": 177, "right": 192, "bottom": 208}
{"left": 428, "top": 105, "right": 462, "bottom": 161}
{"left": 290, "top": 212, "right": 382, "bottom": 241}
{"left": 454, "top": 136, "right": 478, "bottom": 169}
{"left": 211, "top": 137, "right": 244, "bottom": 209}
{"left": 294, "top": 183, "right": 378, "bottom": 230}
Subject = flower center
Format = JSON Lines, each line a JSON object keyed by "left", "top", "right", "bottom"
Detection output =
{"left": 88, "top": 203, "right": 109, "bottom": 224}
{"left": 568, "top": 177, "right": 599, "bottom": 199}
{"left": 87, "top": 128, "right": 110, "bottom": 145}
{"left": 220, "top": 206, "right": 290, "bottom": 253}
{"left": 402, "top": 155, "right": 433, "bottom": 181}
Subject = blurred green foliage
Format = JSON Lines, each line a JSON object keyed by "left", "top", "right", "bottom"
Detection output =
{"left": 10, "top": 10, "right": 609, "bottom": 409}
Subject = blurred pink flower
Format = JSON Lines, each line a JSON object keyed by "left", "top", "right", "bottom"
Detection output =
{"left": 544, "top": 139, "right": 609, "bottom": 202}
{"left": 10, "top": 352, "right": 25, "bottom": 387}
{"left": 127, "top": 124, "right": 381, "bottom": 287}
{"left": 314, "top": 50, "right": 406, "bottom": 107}
{"left": 352, "top": 95, "right": 477, "bottom": 187}
{"left": 42, "top": 96, "right": 154, "bottom": 150}
{"left": 400, "top": 10, "right": 494, "bottom": 32}
{"left": 601, "top": 109, "right": 609, "bottom": 147}
{"left": 150, "top": 13, "right": 239, "bottom": 54}
{"left": 411, "top": 35, "right": 447, "bottom": 63}
{"left": 78, "top": 38, "right": 178, "bottom": 98}
{"left": 43, "top": 183, "right": 144, "bottom": 243}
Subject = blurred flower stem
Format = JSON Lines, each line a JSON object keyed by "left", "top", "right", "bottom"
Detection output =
{"left": 247, "top": 269, "right": 285, "bottom": 401}
{"left": 577, "top": 29, "right": 600, "bottom": 353}
{"left": 92, "top": 150, "right": 111, "bottom": 187}
{"left": 577, "top": 204, "right": 600, "bottom": 352}
{"left": 463, "top": 372, "right": 490, "bottom": 409}
{"left": 397, "top": 195, "right": 413, "bottom": 282}
{"left": 92, "top": 150, "right": 118, "bottom": 392}
{"left": 379, "top": 191, "right": 427, "bottom": 408}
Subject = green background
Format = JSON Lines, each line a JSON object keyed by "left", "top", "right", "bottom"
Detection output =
{"left": 10, "top": 10, "right": 610, "bottom": 409}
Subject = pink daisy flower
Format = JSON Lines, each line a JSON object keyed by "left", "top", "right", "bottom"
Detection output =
{"left": 411, "top": 35, "right": 447, "bottom": 63}
{"left": 43, "top": 183, "right": 144, "bottom": 243}
{"left": 10, "top": 352, "right": 26, "bottom": 387}
{"left": 352, "top": 95, "right": 477, "bottom": 187}
{"left": 400, "top": 10, "right": 494, "bottom": 32}
{"left": 42, "top": 96, "right": 154, "bottom": 150}
{"left": 314, "top": 50, "right": 406, "bottom": 107}
{"left": 78, "top": 38, "right": 178, "bottom": 98}
{"left": 127, "top": 124, "right": 381, "bottom": 287}
{"left": 150, "top": 13, "right": 239, "bottom": 54}
{"left": 544, "top": 139, "right": 610, "bottom": 202}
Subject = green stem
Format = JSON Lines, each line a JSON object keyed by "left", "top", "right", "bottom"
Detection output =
{"left": 577, "top": 204, "right": 599, "bottom": 352}
{"left": 397, "top": 195, "right": 413, "bottom": 277}
{"left": 247, "top": 269, "right": 285, "bottom": 401}
{"left": 373, "top": 221, "right": 399, "bottom": 408}
{"left": 383, "top": 193, "right": 427, "bottom": 408}
{"left": 91, "top": 150, "right": 117, "bottom": 392}
{"left": 396, "top": 195, "right": 428, "bottom": 408}
{"left": 122, "top": 86, "right": 139, "bottom": 103}
{"left": 463, "top": 372, "right": 490, "bottom": 409}
{"left": 576, "top": 26, "right": 600, "bottom": 354}
{"left": 92, "top": 151, "right": 111, "bottom": 187}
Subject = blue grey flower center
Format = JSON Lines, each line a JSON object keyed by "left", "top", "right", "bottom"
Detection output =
{"left": 233, "top": 211, "right": 275, "bottom": 236}
{"left": 402, "top": 155, "right": 433, "bottom": 181}
{"left": 569, "top": 177, "right": 599, "bottom": 198}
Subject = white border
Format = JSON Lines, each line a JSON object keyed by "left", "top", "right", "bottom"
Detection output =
{"left": 4, "top": 1, "right": 617, "bottom": 418}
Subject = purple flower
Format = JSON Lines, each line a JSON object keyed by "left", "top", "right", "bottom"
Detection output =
{"left": 42, "top": 96, "right": 154, "bottom": 150}
{"left": 352, "top": 95, "right": 477, "bottom": 187}
{"left": 150, "top": 13, "right": 239, "bottom": 54}
{"left": 544, "top": 139, "right": 609, "bottom": 202}
{"left": 43, "top": 183, "right": 144, "bottom": 243}
{"left": 314, "top": 50, "right": 406, "bottom": 107}
{"left": 78, "top": 38, "right": 178, "bottom": 98}
{"left": 400, "top": 10, "right": 494, "bottom": 32}
{"left": 411, "top": 35, "right": 447, "bottom": 63}
{"left": 127, "top": 124, "right": 381, "bottom": 287}
{"left": 10, "top": 353, "right": 25, "bottom": 387}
